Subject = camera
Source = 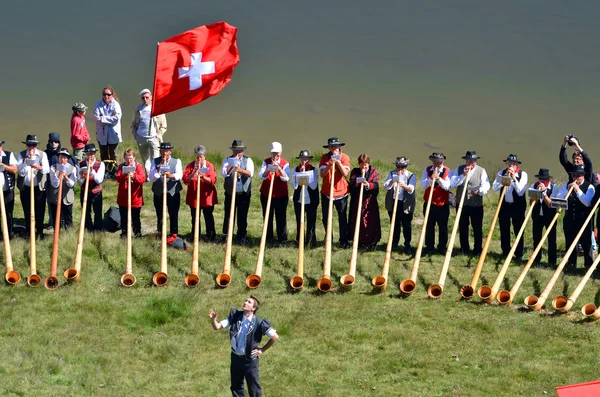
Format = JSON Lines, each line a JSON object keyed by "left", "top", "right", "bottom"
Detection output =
{"left": 567, "top": 134, "right": 578, "bottom": 146}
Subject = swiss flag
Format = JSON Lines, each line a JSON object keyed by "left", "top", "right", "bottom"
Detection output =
{"left": 151, "top": 22, "right": 240, "bottom": 116}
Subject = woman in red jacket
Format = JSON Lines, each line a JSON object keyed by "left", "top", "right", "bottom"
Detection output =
{"left": 115, "top": 149, "right": 145, "bottom": 237}
{"left": 183, "top": 145, "right": 218, "bottom": 241}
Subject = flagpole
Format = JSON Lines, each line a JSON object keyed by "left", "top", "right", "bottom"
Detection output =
{"left": 150, "top": 42, "right": 160, "bottom": 117}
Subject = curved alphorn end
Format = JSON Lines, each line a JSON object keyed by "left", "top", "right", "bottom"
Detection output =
{"left": 184, "top": 274, "right": 199, "bottom": 288}
{"left": 153, "top": 272, "right": 168, "bottom": 287}
{"left": 477, "top": 285, "right": 494, "bottom": 303}
{"left": 524, "top": 295, "right": 543, "bottom": 311}
{"left": 427, "top": 284, "right": 443, "bottom": 299}
{"left": 551, "top": 296, "right": 572, "bottom": 313}
{"left": 339, "top": 275, "right": 355, "bottom": 291}
{"left": 317, "top": 276, "right": 332, "bottom": 293}
{"left": 121, "top": 273, "right": 137, "bottom": 288}
{"left": 460, "top": 285, "right": 475, "bottom": 299}
{"left": 581, "top": 304, "right": 600, "bottom": 319}
{"left": 27, "top": 274, "right": 41, "bottom": 287}
{"left": 245, "top": 274, "right": 261, "bottom": 289}
{"left": 216, "top": 273, "right": 231, "bottom": 288}
{"left": 371, "top": 276, "right": 387, "bottom": 293}
{"left": 496, "top": 290, "right": 513, "bottom": 305}
{"left": 289, "top": 276, "right": 304, "bottom": 291}
{"left": 64, "top": 268, "right": 80, "bottom": 282}
{"left": 399, "top": 279, "right": 416, "bottom": 296}
{"left": 44, "top": 276, "right": 59, "bottom": 290}
{"left": 5, "top": 270, "right": 21, "bottom": 285}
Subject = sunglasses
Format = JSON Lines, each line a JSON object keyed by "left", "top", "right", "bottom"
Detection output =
{"left": 142, "top": 96, "right": 151, "bottom": 99}
{"left": 103, "top": 92, "right": 112, "bottom": 96}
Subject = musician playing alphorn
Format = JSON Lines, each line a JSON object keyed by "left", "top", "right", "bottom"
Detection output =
{"left": 291, "top": 149, "right": 319, "bottom": 249}
{"left": 420, "top": 152, "right": 452, "bottom": 254}
{"left": 0, "top": 140, "right": 18, "bottom": 239}
{"left": 383, "top": 156, "right": 415, "bottom": 254}
{"left": 530, "top": 168, "right": 560, "bottom": 266}
{"left": 17, "top": 134, "right": 49, "bottom": 239}
{"left": 77, "top": 144, "right": 105, "bottom": 231}
{"left": 348, "top": 154, "right": 381, "bottom": 249}
{"left": 450, "top": 151, "right": 490, "bottom": 256}
{"left": 115, "top": 149, "right": 145, "bottom": 238}
{"left": 149, "top": 142, "right": 183, "bottom": 239}
{"left": 492, "top": 154, "right": 528, "bottom": 262}
{"left": 48, "top": 149, "right": 77, "bottom": 230}
{"left": 258, "top": 142, "right": 290, "bottom": 243}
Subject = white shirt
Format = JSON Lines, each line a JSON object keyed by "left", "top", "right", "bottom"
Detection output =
{"left": 492, "top": 170, "right": 528, "bottom": 203}
{"left": 259, "top": 159, "right": 290, "bottom": 182}
{"left": 221, "top": 156, "right": 255, "bottom": 193}
{"left": 17, "top": 149, "right": 50, "bottom": 187}
{"left": 384, "top": 170, "right": 415, "bottom": 200}
{"left": 149, "top": 157, "right": 183, "bottom": 182}
{"left": 450, "top": 166, "right": 491, "bottom": 196}
{"left": 420, "top": 166, "right": 452, "bottom": 191}
{"left": 51, "top": 164, "right": 77, "bottom": 188}
{"left": 77, "top": 160, "right": 105, "bottom": 186}
{"left": 529, "top": 181, "right": 560, "bottom": 216}
{"left": 0, "top": 150, "right": 18, "bottom": 191}
{"left": 558, "top": 182, "right": 595, "bottom": 207}
{"left": 135, "top": 104, "right": 154, "bottom": 138}
{"left": 291, "top": 167, "right": 318, "bottom": 204}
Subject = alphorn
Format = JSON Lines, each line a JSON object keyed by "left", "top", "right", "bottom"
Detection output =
{"left": 553, "top": 250, "right": 600, "bottom": 313}
{"left": 340, "top": 169, "right": 366, "bottom": 290}
{"left": 497, "top": 186, "right": 574, "bottom": 304}
{"left": 460, "top": 185, "right": 508, "bottom": 298}
{"left": 525, "top": 195, "right": 600, "bottom": 311}
{"left": 372, "top": 183, "right": 401, "bottom": 292}
{"left": 581, "top": 303, "right": 600, "bottom": 320}
{"left": 246, "top": 170, "right": 275, "bottom": 289}
{"left": 399, "top": 175, "right": 437, "bottom": 295}
{"left": 1, "top": 176, "right": 20, "bottom": 285}
{"left": 478, "top": 200, "right": 537, "bottom": 303}
{"left": 65, "top": 161, "right": 91, "bottom": 282}
{"left": 185, "top": 163, "right": 202, "bottom": 287}
{"left": 216, "top": 168, "right": 238, "bottom": 288}
{"left": 27, "top": 159, "right": 41, "bottom": 287}
{"left": 45, "top": 172, "right": 64, "bottom": 290}
{"left": 317, "top": 165, "right": 336, "bottom": 292}
{"left": 121, "top": 173, "right": 136, "bottom": 287}
{"left": 428, "top": 169, "right": 472, "bottom": 298}
{"left": 153, "top": 161, "right": 169, "bottom": 286}
{"left": 290, "top": 183, "right": 306, "bottom": 291}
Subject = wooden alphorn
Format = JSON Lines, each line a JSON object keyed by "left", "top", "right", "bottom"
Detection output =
{"left": 153, "top": 159, "right": 169, "bottom": 286}
{"left": 497, "top": 186, "right": 574, "bottom": 305}
{"left": 185, "top": 162, "right": 202, "bottom": 287}
{"left": 65, "top": 161, "right": 91, "bottom": 282}
{"left": 372, "top": 183, "right": 401, "bottom": 292}
{"left": 317, "top": 165, "right": 336, "bottom": 292}
{"left": 428, "top": 169, "right": 473, "bottom": 299}
{"left": 399, "top": 175, "right": 436, "bottom": 295}
{"left": 1, "top": 175, "right": 20, "bottom": 285}
{"left": 246, "top": 170, "right": 275, "bottom": 289}
{"left": 121, "top": 173, "right": 136, "bottom": 287}
{"left": 27, "top": 157, "right": 41, "bottom": 287}
{"left": 525, "top": 194, "right": 600, "bottom": 311}
{"left": 216, "top": 168, "right": 238, "bottom": 288}
{"left": 340, "top": 169, "right": 366, "bottom": 290}
{"left": 45, "top": 172, "right": 64, "bottom": 290}
{"left": 460, "top": 185, "right": 508, "bottom": 298}
{"left": 290, "top": 184, "right": 306, "bottom": 291}
{"left": 553, "top": 250, "right": 600, "bottom": 313}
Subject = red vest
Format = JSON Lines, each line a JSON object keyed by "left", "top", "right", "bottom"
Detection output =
{"left": 260, "top": 158, "right": 289, "bottom": 198}
{"left": 424, "top": 166, "right": 450, "bottom": 206}
{"left": 80, "top": 160, "right": 103, "bottom": 194}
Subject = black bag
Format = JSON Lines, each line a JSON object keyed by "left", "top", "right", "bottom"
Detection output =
{"left": 103, "top": 160, "right": 118, "bottom": 180}
{"left": 103, "top": 205, "right": 121, "bottom": 232}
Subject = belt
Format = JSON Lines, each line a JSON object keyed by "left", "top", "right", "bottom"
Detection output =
{"left": 231, "top": 352, "right": 246, "bottom": 359}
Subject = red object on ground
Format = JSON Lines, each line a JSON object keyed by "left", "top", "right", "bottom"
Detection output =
{"left": 151, "top": 22, "right": 240, "bottom": 116}
{"left": 556, "top": 380, "right": 600, "bottom": 397}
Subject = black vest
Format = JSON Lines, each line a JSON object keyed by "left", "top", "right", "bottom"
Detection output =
{"left": 501, "top": 169, "right": 526, "bottom": 210}
{"left": 1, "top": 151, "right": 14, "bottom": 190}
{"left": 292, "top": 165, "right": 319, "bottom": 206}
{"left": 223, "top": 156, "right": 252, "bottom": 195}
{"left": 567, "top": 181, "right": 592, "bottom": 220}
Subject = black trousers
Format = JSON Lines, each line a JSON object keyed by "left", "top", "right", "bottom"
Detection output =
{"left": 532, "top": 212, "right": 557, "bottom": 265}
{"left": 80, "top": 190, "right": 103, "bottom": 231}
{"left": 260, "top": 195, "right": 288, "bottom": 242}
{"left": 119, "top": 206, "right": 142, "bottom": 236}
{"left": 388, "top": 209, "right": 412, "bottom": 248}
{"left": 294, "top": 199, "right": 318, "bottom": 247}
{"left": 498, "top": 202, "right": 525, "bottom": 258}
{"left": 321, "top": 194, "right": 348, "bottom": 246}
{"left": 2, "top": 188, "right": 14, "bottom": 238}
{"left": 20, "top": 185, "right": 46, "bottom": 237}
{"left": 189, "top": 205, "right": 216, "bottom": 240}
{"left": 424, "top": 202, "right": 449, "bottom": 251}
{"left": 48, "top": 203, "right": 74, "bottom": 230}
{"left": 99, "top": 143, "right": 118, "bottom": 161}
{"left": 223, "top": 192, "right": 251, "bottom": 239}
{"left": 230, "top": 354, "right": 262, "bottom": 397}
{"left": 458, "top": 206, "right": 484, "bottom": 254}
{"left": 564, "top": 215, "right": 593, "bottom": 268}
{"left": 153, "top": 192, "right": 180, "bottom": 235}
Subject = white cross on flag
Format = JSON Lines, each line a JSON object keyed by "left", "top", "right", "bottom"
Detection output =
{"left": 151, "top": 22, "right": 240, "bottom": 116}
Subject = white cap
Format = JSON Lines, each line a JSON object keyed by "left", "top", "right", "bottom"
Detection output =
{"left": 139, "top": 88, "right": 151, "bottom": 96}
{"left": 270, "top": 142, "right": 282, "bottom": 153}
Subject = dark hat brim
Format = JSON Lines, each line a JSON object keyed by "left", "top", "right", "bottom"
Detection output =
{"left": 22, "top": 141, "right": 39, "bottom": 145}
{"left": 296, "top": 155, "right": 314, "bottom": 159}
{"left": 229, "top": 146, "right": 247, "bottom": 150}
{"left": 0, "top": 141, "right": 5, "bottom": 145}
{"left": 503, "top": 158, "right": 521, "bottom": 164}
{"left": 535, "top": 174, "right": 552, "bottom": 178}
{"left": 462, "top": 155, "right": 480, "bottom": 160}
{"left": 323, "top": 143, "right": 345, "bottom": 148}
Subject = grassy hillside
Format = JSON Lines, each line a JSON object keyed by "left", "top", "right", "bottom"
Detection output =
{"left": 1, "top": 146, "right": 600, "bottom": 396}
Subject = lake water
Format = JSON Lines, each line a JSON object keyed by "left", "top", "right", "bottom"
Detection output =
{"left": 1, "top": 0, "right": 599, "bottom": 180}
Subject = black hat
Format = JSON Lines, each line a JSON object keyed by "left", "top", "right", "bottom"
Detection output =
{"left": 462, "top": 151, "right": 479, "bottom": 160}
{"left": 22, "top": 134, "right": 39, "bottom": 145}
{"left": 323, "top": 137, "right": 345, "bottom": 148}
{"left": 534, "top": 168, "right": 552, "bottom": 179}
{"left": 503, "top": 154, "right": 521, "bottom": 164}
{"left": 570, "top": 164, "right": 585, "bottom": 175}
{"left": 83, "top": 143, "right": 97, "bottom": 153}
{"left": 296, "top": 149, "right": 313, "bottom": 159}
{"left": 58, "top": 148, "right": 71, "bottom": 158}
{"left": 229, "top": 139, "right": 246, "bottom": 150}
{"left": 0, "top": 140, "right": 5, "bottom": 146}
{"left": 429, "top": 152, "right": 446, "bottom": 160}
{"left": 48, "top": 132, "right": 61, "bottom": 143}
{"left": 394, "top": 156, "right": 409, "bottom": 167}
{"left": 160, "top": 142, "right": 174, "bottom": 150}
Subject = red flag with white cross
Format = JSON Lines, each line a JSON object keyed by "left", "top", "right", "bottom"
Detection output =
{"left": 151, "top": 22, "right": 240, "bottom": 116}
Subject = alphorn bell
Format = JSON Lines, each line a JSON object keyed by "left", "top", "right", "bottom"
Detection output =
{"left": 185, "top": 162, "right": 203, "bottom": 287}
{"left": 317, "top": 164, "right": 336, "bottom": 292}
{"left": 372, "top": 183, "right": 401, "bottom": 292}
{"left": 497, "top": 186, "right": 574, "bottom": 305}
{"left": 27, "top": 157, "right": 41, "bottom": 287}
{"left": 216, "top": 168, "right": 238, "bottom": 288}
{"left": 45, "top": 172, "right": 64, "bottom": 290}
{"left": 246, "top": 170, "right": 275, "bottom": 289}
{"left": 428, "top": 169, "right": 473, "bottom": 299}
{"left": 478, "top": 200, "right": 537, "bottom": 303}
{"left": 290, "top": 183, "right": 306, "bottom": 291}
{"left": 153, "top": 160, "right": 169, "bottom": 286}
{"left": 525, "top": 194, "right": 600, "bottom": 311}
{"left": 65, "top": 161, "right": 91, "bottom": 282}
{"left": 1, "top": 176, "right": 20, "bottom": 285}
{"left": 399, "top": 174, "right": 436, "bottom": 295}
{"left": 460, "top": 184, "right": 508, "bottom": 298}
{"left": 553, "top": 249, "right": 600, "bottom": 313}
{"left": 121, "top": 173, "right": 136, "bottom": 287}
{"left": 341, "top": 169, "right": 366, "bottom": 290}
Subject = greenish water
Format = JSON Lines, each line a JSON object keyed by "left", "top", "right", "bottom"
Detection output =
{"left": 1, "top": 0, "right": 599, "bottom": 179}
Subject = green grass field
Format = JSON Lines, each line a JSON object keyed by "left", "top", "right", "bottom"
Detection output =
{"left": 1, "top": 148, "right": 600, "bottom": 396}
